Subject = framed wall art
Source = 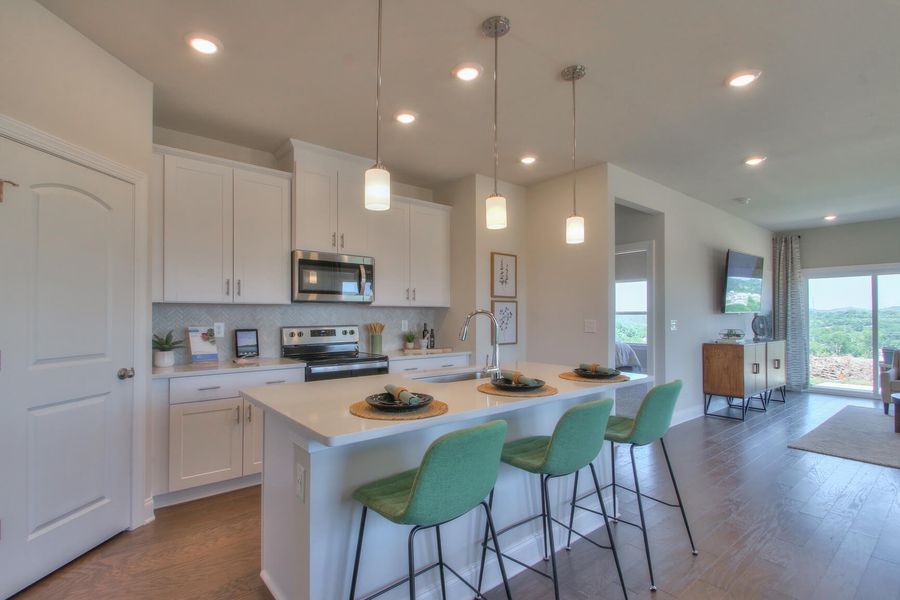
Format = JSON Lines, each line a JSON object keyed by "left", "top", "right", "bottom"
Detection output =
{"left": 491, "top": 300, "right": 518, "bottom": 345}
{"left": 491, "top": 252, "right": 517, "bottom": 298}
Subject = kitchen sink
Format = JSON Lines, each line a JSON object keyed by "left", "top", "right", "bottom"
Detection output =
{"left": 412, "top": 370, "right": 492, "bottom": 383}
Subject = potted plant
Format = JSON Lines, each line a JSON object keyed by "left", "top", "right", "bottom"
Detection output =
{"left": 402, "top": 331, "right": 416, "bottom": 350}
{"left": 152, "top": 330, "right": 184, "bottom": 368}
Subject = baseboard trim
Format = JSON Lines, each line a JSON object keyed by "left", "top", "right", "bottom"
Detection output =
{"left": 153, "top": 474, "right": 261, "bottom": 509}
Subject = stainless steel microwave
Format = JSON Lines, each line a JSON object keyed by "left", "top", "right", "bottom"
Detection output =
{"left": 291, "top": 250, "right": 374, "bottom": 303}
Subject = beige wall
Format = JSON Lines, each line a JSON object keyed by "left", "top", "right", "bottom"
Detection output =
{"left": 0, "top": 0, "right": 153, "bottom": 174}
{"left": 154, "top": 126, "right": 281, "bottom": 170}
{"left": 786, "top": 217, "right": 900, "bottom": 270}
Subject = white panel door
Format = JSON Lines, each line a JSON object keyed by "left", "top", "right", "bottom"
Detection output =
{"left": 0, "top": 137, "right": 134, "bottom": 598}
{"left": 409, "top": 203, "right": 451, "bottom": 307}
{"left": 243, "top": 400, "right": 264, "bottom": 475}
{"left": 368, "top": 199, "right": 410, "bottom": 306}
{"left": 293, "top": 156, "right": 337, "bottom": 252}
{"left": 168, "top": 398, "right": 243, "bottom": 492}
{"left": 163, "top": 155, "right": 234, "bottom": 302}
{"left": 337, "top": 167, "right": 368, "bottom": 255}
{"left": 233, "top": 168, "right": 291, "bottom": 304}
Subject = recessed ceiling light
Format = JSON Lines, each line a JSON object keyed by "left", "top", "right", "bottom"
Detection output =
{"left": 744, "top": 155, "right": 767, "bottom": 166}
{"left": 186, "top": 34, "right": 221, "bottom": 55}
{"left": 727, "top": 69, "right": 762, "bottom": 88}
{"left": 453, "top": 63, "right": 483, "bottom": 81}
{"left": 520, "top": 155, "right": 537, "bottom": 165}
{"left": 824, "top": 214, "right": 837, "bottom": 221}
{"left": 395, "top": 112, "right": 416, "bottom": 124}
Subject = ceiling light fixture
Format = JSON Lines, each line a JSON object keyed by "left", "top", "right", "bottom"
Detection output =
{"left": 727, "top": 69, "right": 762, "bottom": 88}
{"left": 520, "top": 155, "right": 537, "bottom": 165}
{"left": 734, "top": 197, "right": 751, "bottom": 205}
{"left": 395, "top": 112, "right": 416, "bottom": 124}
{"left": 744, "top": 155, "right": 767, "bottom": 166}
{"left": 186, "top": 34, "right": 221, "bottom": 55}
{"left": 365, "top": 0, "right": 390, "bottom": 211}
{"left": 563, "top": 64, "right": 586, "bottom": 245}
{"left": 483, "top": 16, "right": 510, "bottom": 230}
{"left": 453, "top": 63, "right": 483, "bottom": 81}
{"left": 824, "top": 214, "right": 837, "bottom": 221}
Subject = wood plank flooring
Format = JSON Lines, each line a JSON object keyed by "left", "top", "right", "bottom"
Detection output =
{"left": 14, "top": 392, "right": 899, "bottom": 600}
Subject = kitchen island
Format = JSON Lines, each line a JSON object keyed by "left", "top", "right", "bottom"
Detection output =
{"left": 242, "top": 362, "right": 651, "bottom": 600}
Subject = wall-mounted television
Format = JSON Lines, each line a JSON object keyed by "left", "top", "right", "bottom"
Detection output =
{"left": 723, "top": 250, "right": 764, "bottom": 314}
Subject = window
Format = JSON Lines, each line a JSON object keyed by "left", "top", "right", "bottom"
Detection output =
{"left": 615, "top": 280, "right": 648, "bottom": 344}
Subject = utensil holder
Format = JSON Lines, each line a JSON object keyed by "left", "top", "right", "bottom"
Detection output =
{"left": 369, "top": 333, "right": 383, "bottom": 355}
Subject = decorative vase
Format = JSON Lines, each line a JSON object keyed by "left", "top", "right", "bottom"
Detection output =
{"left": 153, "top": 349, "right": 175, "bottom": 368}
{"left": 404, "top": 342, "right": 415, "bottom": 350}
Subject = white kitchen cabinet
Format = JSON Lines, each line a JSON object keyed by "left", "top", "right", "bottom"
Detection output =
{"left": 368, "top": 200, "right": 410, "bottom": 306}
{"left": 337, "top": 169, "right": 369, "bottom": 255}
{"left": 293, "top": 152, "right": 338, "bottom": 252}
{"left": 150, "top": 152, "right": 164, "bottom": 302}
{"left": 388, "top": 353, "right": 470, "bottom": 374}
{"left": 233, "top": 168, "right": 291, "bottom": 303}
{"left": 242, "top": 399, "right": 264, "bottom": 475}
{"left": 163, "top": 154, "right": 234, "bottom": 303}
{"left": 169, "top": 397, "right": 244, "bottom": 492}
{"left": 409, "top": 202, "right": 451, "bottom": 307}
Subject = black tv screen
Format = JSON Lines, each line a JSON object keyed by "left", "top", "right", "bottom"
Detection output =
{"left": 723, "top": 250, "right": 763, "bottom": 313}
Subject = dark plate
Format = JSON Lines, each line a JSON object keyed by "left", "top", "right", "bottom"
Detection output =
{"left": 573, "top": 368, "right": 621, "bottom": 379}
{"left": 491, "top": 377, "right": 546, "bottom": 391}
{"left": 365, "top": 392, "right": 434, "bottom": 412}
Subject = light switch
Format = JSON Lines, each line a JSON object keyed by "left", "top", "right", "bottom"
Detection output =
{"left": 670, "top": 319, "right": 678, "bottom": 331}
{"left": 583, "top": 319, "right": 598, "bottom": 333}
{"left": 214, "top": 322, "right": 225, "bottom": 338}
{"left": 401, "top": 320, "right": 409, "bottom": 332}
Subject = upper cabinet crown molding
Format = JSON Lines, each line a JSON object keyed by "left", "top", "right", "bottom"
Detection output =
{"left": 153, "top": 144, "right": 291, "bottom": 180}
{"left": 282, "top": 138, "right": 372, "bottom": 169}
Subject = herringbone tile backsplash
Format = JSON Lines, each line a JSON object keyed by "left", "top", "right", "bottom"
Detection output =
{"left": 153, "top": 303, "right": 444, "bottom": 363}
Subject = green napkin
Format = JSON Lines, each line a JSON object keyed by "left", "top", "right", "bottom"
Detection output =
{"left": 578, "top": 363, "right": 618, "bottom": 375}
{"left": 501, "top": 370, "right": 540, "bottom": 386}
{"left": 385, "top": 384, "right": 422, "bottom": 406}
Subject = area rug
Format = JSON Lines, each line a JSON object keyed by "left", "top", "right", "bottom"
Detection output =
{"left": 788, "top": 406, "right": 900, "bottom": 469}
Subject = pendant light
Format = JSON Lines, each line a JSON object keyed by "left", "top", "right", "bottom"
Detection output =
{"left": 483, "top": 16, "right": 510, "bottom": 230}
{"left": 562, "top": 64, "right": 586, "bottom": 244}
{"left": 365, "top": 0, "right": 390, "bottom": 211}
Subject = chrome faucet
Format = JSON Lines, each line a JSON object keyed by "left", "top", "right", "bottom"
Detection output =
{"left": 459, "top": 309, "right": 501, "bottom": 381}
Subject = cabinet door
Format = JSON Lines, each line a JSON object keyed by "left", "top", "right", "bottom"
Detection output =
{"left": 163, "top": 155, "right": 234, "bottom": 302}
{"left": 408, "top": 203, "right": 451, "bottom": 307}
{"left": 293, "top": 155, "right": 337, "bottom": 252}
{"left": 233, "top": 168, "right": 291, "bottom": 304}
{"left": 766, "top": 340, "right": 786, "bottom": 390}
{"left": 337, "top": 168, "right": 369, "bottom": 255}
{"left": 743, "top": 344, "right": 766, "bottom": 397}
{"left": 242, "top": 400, "right": 264, "bottom": 476}
{"left": 169, "top": 397, "right": 243, "bottom": 492}
{"left": 150, "top": 152, "right": 164, "bottom": 302}
{"left": 368, "top": 199, "right": 410, "bottom": 306}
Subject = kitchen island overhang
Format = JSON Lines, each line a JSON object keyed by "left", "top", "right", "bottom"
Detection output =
{"left": 242, "top": 362, "right": 651, "bottom": 600}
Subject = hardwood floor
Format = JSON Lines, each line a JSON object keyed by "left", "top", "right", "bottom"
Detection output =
{"left": 15, "top": 392, "right": 899, "bottom": 600}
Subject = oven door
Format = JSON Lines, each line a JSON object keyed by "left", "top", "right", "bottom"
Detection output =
{"left": 292, "top": 250, "right": 374, "bottom": 303}
{"left": 305, "top": 360, "right": 389, "bottom": 382}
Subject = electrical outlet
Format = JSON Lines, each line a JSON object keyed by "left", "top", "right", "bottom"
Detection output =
{"left": 214, "top": 322, "right": 225, "bottom": 338}
{"left": 401, "top": 320, "right": 409, "bottom": 332}
{"left": 670, "top": 319, "right": 678, "bottom": 331}
{"left": 583, "top": 319, "right": 597, "bottom": 333}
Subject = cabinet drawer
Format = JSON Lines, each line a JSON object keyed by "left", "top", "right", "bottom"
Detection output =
{"left": 390, "top": 354, "right": 469, "bottom": 374}
{"left": 169, "top": 369, "right": 305, "bottom": 404}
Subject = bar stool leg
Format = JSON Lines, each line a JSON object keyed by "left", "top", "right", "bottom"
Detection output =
{"left": 349, "top": 506, "right": 367, "bottom": 600}
{"left": 542, "top": 475, "right": 562, "bottom": 600}
{"left": 407, "top": 526, "right": 422, "bottom": 600}
{"left": 566, "top": 469, "right": 580, "bottom": 550}
{"left": 435, "top": 525, "right": 448, "bottom": 600}
{"left": 481, "top": 500, "right": 513, "bottom": 600}
{"left": 629, "top": 445, "right": 656, "bottom": 591}
{"left": 540, "top": 474, "right": 550, "bottom": 561}
{"left": 659, "top": 438, "right": 698, "bottom": 555}
{"left": 589, "top": 463, "right": 628, "bottom": 600}
{"left": 610, "top": 442, "right": 618, "bottom": 520}
{"left": 475, "top": 489, "right": 494, "bottom": 596}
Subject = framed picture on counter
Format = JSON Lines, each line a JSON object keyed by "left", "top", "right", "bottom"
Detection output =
{"left": 491, "top": 252, "right": 517, "bottom": 298}
{"left": 491, "top": 300, "right": 518, "bottom": 345}
{"left": 235, "top": 329, "right": 259, "bottom": 358}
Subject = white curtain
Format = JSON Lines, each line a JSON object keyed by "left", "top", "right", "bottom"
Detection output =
{"left": 773, "top": 234, "right": 808, "bottom": 390}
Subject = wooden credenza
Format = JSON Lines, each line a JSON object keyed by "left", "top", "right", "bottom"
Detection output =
{"left": 703, "top": 340, "right": 786, "bottom": 419}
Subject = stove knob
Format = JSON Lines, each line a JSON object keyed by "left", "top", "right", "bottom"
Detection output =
{"left": 289, "top": 331, "right": 296, "bottom": 338}
{"left": 298, "top": 331, "right": 304, "bottom": 337}
{"left": 349, "top": 329, "right": 355, "bottom": 335}
{"left": 342, "top": 329, "right": 347, "bottom": 335}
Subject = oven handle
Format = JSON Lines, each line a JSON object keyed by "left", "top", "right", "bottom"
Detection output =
{"left": 359, "top": 264, "right": 367, "bottom": 295}
{"left": 307, "top": 360, "right": 389, "bottom": 375}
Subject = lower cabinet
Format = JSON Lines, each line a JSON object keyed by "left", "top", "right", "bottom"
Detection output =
{"left": 242, "top": 400, "right": 264, "bottom": 475}
{"left": 388, "top": 353, "right": 470, "bottom": 374}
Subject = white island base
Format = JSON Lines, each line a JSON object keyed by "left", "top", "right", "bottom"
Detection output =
{"left": 242, "top": 363, "right": 651, "bottom": 600}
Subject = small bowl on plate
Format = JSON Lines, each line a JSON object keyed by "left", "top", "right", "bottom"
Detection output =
{"left": 365, "top": 392, "right": 434, "bottom": 412}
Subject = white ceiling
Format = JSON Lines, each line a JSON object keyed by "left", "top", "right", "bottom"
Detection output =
{"left": 38, "top": 0, "right": 900, "bottom": 230}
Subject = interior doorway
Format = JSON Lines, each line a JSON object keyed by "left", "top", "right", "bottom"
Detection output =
{"left": 615, "top": 242, "right": 654, "bottom": 376}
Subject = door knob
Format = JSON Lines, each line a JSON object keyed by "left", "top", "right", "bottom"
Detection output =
{"left": 117, "top": 367, "right": 135, "bottom": 380}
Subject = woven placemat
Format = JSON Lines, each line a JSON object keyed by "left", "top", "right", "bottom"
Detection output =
{"left": 558, "top": 372, "right": 631, "bottom": 384}
{"left": 349, "top": 400, "right": 448, "bottom": 421}
{"left": 476, "top": 383, "right": 559, "bottom": 398}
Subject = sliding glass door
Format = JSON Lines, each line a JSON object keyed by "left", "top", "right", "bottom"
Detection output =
{"left": 806, "top": 266, "right": 900, "bottom": 396}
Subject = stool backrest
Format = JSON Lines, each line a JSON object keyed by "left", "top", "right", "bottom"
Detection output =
{"left": 629, "top": 380, "right": 683, "bottom": 446}
{"left": 542, "top": 398, "right": 614, "bottom": 476}
{"left": 402, "top": 420, "right": 508, "bottom": 526}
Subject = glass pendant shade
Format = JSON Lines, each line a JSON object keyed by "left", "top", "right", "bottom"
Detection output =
{"left": 364, "top": 165, "right": 391, "bottom": 211}
{"left": 485, "top": 194, "right": 508, "bottom": 230}
{"left": 566, "top": 215, "right": 585, "bottom": 244}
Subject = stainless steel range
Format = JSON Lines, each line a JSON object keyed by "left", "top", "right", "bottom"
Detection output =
{"left": 281, "top": 326, "right": 389, "bottom": 382}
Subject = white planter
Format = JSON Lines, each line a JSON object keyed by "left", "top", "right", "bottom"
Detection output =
{"left": 404, "top": 342, "right": 415, "bottom": 350}
{"left": 153, "top": 349, "right": 175, "bottom": 368}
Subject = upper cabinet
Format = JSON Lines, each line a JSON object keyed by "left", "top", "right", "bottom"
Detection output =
{"left": 408, "top": 201, "right": 450, "bottom": 307}
{"left": 152, "top": 147, "right": 291, "bottom": 304}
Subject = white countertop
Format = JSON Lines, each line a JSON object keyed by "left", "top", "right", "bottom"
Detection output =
{"left": 386, "top": 350, "right": 471, "bottom": 362}
{"left": 241, "top": 361, "right": 651, "bottom": 447}
{"left": 152, "top": 357, "right": 305, "bottom": 379}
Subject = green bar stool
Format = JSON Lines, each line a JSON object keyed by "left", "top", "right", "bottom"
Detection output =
{"left": 572, "top": 380, "right": 697, "bottom": 592}
{"left": 348, "top": 420, "right": 512, "bottom": 600}
{"left": 476, "top": 398, "right": 628, "bottom": 600}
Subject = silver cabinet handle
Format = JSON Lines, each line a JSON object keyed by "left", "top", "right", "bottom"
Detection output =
{"left": 441, "top": 364, "right": 454, "bottom": 368}
{"left": 752, "top": 363, "right": 760, "bottom": 375}
{"left": 332, "top": 232, "right": 337, "bottom": 247}
{"left": 340, "top": 233, "right": 345, "bottom": 248}
{"left": 406, "top": 288, "right": 410, "bottom": 300}
{"left": 225, "top": 278, "right": 230, "bottom": 296}
{"left": 236, "top": 279, "right": 242, "bottom": 296}
{"left": 235, "top": 406, "right": 241, "bottom": 423}
{"left": 412, "top": 288, "right": 416, "bottom": 301}
{"left": 404, "top": 367, "right": 418, "bottom": 371}
{"left": 265, "top": 380, "right": 286, "bottom": 385}
{"left": 246, "top": 404, "right": 252, "bottom": 422}
{"left": 116, "top": 367, "right": 135, "bottom": 380}
{"left": 773, "top": 359, "right": 781, "bottom": 369}
{"left": 197, "top": 386, "right": 221, "bottom": 391}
